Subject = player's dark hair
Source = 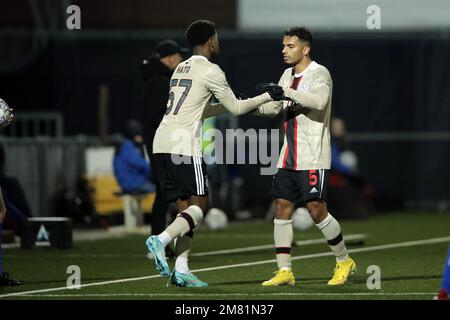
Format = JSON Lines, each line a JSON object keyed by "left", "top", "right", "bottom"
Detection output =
{"left": 284, "top": 26, "right": 313, "bottom": 46}
{"left": 185, "top": 20, "right": 216, "bottom": 48}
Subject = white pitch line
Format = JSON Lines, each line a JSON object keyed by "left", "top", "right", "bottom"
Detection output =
{"left": 1, "top": 235, "right": 449, "bottom": 299}
{"left": 3, "top": 233, "right": 367, "bottom": 259}
{"left": 17, "top": 292, "right": 436, "bottom": 298}
{"left": 3, "top": 234, "right": 367, "bottom": 259}
{"left": 190, "top": 234, "right": 367, "bottom": 257}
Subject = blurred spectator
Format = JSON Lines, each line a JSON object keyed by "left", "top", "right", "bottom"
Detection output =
{"left": 0, "top": 144, "right": 31, "bottom": 235}
{"left": 142, "top": 40, "right": 186, "bottom": 149}
{"left": 0, "top": 108, "right": 21, "bottom": 286}
{"left": 328, "top": 118, "right": 375, "bottom": 218}
{"left": 113, "top": 119, "right": 154, "bottom": 194}
{"left": 141, "top": 40, "right": 186, "bottom": 237}
{"left": 0, "top": 190, "right": 21, "bottom": 286}
{"left": 331, "top": 118, "right": 358, "bottom": 175}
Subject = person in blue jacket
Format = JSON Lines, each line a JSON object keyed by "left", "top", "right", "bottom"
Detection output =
{"left": 113, "top": 120, "right": 154, "bottom": 194}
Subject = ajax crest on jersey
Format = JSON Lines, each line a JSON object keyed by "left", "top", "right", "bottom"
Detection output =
{"left": 300, "top": 82, "right": 309, "bottom": 93}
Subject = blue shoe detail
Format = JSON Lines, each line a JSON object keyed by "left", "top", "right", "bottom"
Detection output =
{"left": 145, "top": 236, "right": 170, "bottom": 277}
{"left": 171, "top": 271, "right": 208, "bottom": 287}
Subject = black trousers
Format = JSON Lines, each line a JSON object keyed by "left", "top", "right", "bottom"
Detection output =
{"left": 150, "top": 180, "right": 169, "bottom": 235}
{"left": 148, "top": 148, "right": 169, "bottom": 235}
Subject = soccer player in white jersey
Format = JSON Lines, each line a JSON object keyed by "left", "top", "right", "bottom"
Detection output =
{"left": 145, "top": 20, "right": 273, "bottom": 287}
{"left": 254, "top": 27, "right": 357, "bottom": 286}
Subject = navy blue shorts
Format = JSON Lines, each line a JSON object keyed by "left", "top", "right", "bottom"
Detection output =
{"left": 272, "top": 168, "right": 329, "bottom": 204}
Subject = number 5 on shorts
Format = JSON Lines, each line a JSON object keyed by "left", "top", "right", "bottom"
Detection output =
{"left": 309, "top": 170, "right": 318, "bottom": 186}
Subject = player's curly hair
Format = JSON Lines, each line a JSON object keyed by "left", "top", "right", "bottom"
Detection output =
{"left": 284, "top": 27, "right": 313, "bottom": 46}
{"left": 185, "top": 20, "right": 216, "bottom": 48}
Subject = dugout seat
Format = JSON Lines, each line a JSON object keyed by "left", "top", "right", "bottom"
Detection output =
{"left": 113, "top": 190, "right": 151, "bottom": 229}
{"left": 86, "top": 174, "right": 155, "bottom": 228}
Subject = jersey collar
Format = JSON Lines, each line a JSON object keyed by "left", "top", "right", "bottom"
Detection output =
{"left": 294, "top": 61, "right": 317, "bottom": 78}
{"left": 190, "top": 55, "right": 209, "bottom": 62}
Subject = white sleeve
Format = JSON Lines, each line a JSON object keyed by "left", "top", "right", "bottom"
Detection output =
{"left": 205, "top": 65, "right": 272, "bottom": 115}
{"left": 282, "top": 68, "right": 332, "bottom": 111}
{"left": 252, "top": 101, "right": 283, "bottom": 117}
{"left": 201, "top": 102, "right": 228, "bottom": 120}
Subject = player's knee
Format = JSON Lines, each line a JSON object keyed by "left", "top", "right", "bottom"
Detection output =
{"left": 306, "top": 201, "right": 327, "bottom": 223}
{"left": 275, "top": 199, "right": 294, "bottom": 219}
{"left": 0, "top": 209, "right": 5, "bottom": 222}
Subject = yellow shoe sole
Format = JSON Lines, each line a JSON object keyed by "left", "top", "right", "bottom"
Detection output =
{"left": 262, "top": 280, "right": 295, "bottom": 286}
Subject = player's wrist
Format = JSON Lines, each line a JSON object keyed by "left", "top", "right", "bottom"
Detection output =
{"left": 260, "top": 92, "right": 272, "bottom": 102}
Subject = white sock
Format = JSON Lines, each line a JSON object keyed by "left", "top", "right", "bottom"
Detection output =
{"left": 316, "top": 213, "right": 348, "bottom": 262}
{"left": 164, "top": 205, "right": 204, "bottom": 239}
{"left": 175, "top": 256, "right": 190, "bottom": 274}
{"left": 157, "top": 231, "right": 172, "bottom": 247}
{"left": 274, "top": 218, "right": 293, "bottom": 269}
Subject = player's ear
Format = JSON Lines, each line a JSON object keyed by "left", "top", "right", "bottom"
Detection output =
{"left": 209, "top": 37, "right": 214, "bottom": 48}
{"left": 303, "top": 45, "right": 310, "bottom": 56}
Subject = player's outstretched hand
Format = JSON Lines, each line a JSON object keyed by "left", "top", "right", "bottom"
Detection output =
{"left": 255, "top": 83, "right": 286, "bottom": 101}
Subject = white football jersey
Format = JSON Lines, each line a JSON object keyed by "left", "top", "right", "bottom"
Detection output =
{"left": 256, "top": 61, "right": 333, "bottom": 170}
{"left": 153, "top": 55, "right": 272, "bottom": 157}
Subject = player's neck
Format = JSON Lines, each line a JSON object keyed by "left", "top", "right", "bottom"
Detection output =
{"left": 294, "top": 57, "right": 312, "bottom": 74}
{"left": 192, "top": 48, "right": 210, "bottom": 61}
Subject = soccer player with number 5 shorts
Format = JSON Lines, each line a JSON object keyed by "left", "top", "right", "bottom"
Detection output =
{"left": 254, "top": 27, "right": 356, "bottom": 286}
{"left": 145, "top": 19, "right": 274, "bottom": 287}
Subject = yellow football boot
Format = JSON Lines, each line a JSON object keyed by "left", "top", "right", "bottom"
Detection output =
{"left": 262, "top": 269, "right": 295, "bottom": 286}
{"left": 327, "top": 256, "right": 356, "bottom": 285}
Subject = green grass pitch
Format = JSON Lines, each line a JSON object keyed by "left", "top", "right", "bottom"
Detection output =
{"left": 1, "top": 211, "right": 449, "bottom": 300}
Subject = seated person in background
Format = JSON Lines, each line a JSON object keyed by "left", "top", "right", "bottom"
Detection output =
{"left": 113, "top": 120, "right": 154, "bottom": 194}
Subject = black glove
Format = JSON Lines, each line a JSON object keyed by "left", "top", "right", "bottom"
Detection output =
{"left": 256, "top": 83, "right": 286, "bottom": 101}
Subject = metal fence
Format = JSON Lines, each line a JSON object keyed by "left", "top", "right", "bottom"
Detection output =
{"left": 2, "top": 112, "right": 64, "bottom": 137}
